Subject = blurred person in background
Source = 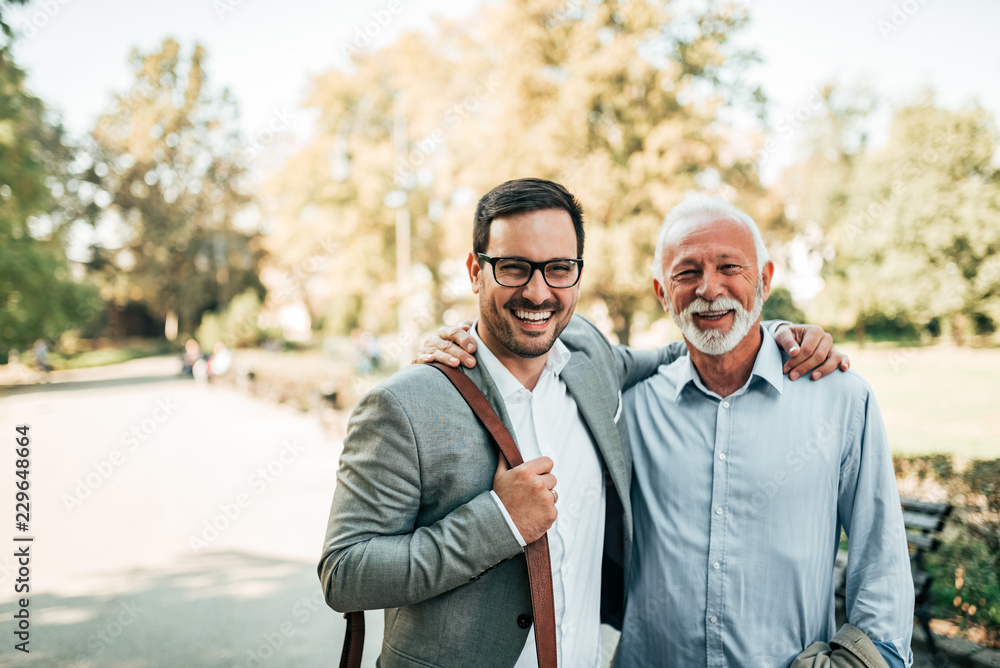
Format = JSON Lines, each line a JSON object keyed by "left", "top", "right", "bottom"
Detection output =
{"left": 181, "top": 338, "right": 202, "bottom": 376}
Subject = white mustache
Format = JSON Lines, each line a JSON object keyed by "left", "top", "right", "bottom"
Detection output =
{"left": 681, "top": 297, "right": 743, "bottom": 316}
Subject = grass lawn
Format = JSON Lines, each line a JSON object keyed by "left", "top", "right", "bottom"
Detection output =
{"left": 842, "top": 343, "right": 1000, "bottom": 460}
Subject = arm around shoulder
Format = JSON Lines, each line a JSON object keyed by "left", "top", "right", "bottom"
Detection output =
{"left": 614, "top": 340, "right": 687, "bottom": 391}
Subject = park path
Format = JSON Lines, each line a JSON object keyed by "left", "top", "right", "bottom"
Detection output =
{"left": 0, "top": 357, "right": 383, "bottom": 667}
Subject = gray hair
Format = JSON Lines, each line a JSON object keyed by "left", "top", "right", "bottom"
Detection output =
{"left": 651, "top": 197, "right": 770, "bottom": 285}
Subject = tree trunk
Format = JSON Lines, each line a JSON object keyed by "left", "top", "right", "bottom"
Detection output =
{"left": 952, "top": 312, "right": 966, "bottom": 346}
{"left": 613, "top": 311, "right": 633, "bottom": 347}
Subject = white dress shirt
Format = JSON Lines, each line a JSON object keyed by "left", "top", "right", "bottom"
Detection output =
{"left": 472, "top": 324, "right": 606, "bottom": 668}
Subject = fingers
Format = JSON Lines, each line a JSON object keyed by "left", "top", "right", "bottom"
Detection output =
{"left": 413, "top": 335, "right": 476, "bottom": 368}
{"left": 781, "top": 326, "right": 830, "bottom": 378}
{"left": 494, "top": 454, "right": 510, "bottom": 485}
{"left": 523, "top": 456, "right": 554, "bottom": 475}
{"left": 806, "top": 347, "right": 849, "bottom": 380}
{"left": 492, "top": 454, "right": 559, "bottom": 543}
{"left": 538, "top": 472, "right": 557, "bottom": 492}
{"left": 430, "top": 326, "right": 478, "bottom": 368}
{"left": 436, "top": 325, "right": 477, "bottom": 353}
{"left": 773, "top": 324, "right": 801, "bottom": 358}
{"left": 785, "top": 333, "right": 833, "bottom": 380}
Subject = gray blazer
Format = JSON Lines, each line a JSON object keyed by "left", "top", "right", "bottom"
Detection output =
{"left": 318, "top": 315, "right": 682, "bottom": 668}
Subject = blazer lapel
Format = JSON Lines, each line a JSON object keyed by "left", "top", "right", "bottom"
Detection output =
{"left": 560, "top": 351, "right": 628, "bottom": 496}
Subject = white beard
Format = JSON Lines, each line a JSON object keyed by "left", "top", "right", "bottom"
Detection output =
{"left": 670, "top": 279, "right": 764, "bottom": 356}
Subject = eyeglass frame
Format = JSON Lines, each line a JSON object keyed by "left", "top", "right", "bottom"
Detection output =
{"left": 476, "top": 253, "right": 584, "bottom": 289}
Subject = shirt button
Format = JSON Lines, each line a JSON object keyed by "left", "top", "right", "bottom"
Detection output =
{"left": 715, "top": 507, "right": 724, "bottom": 515}
{"left": 719, "top": 453, "right": 726, "bottom": 460}
{"left": 713, "top": 562, "right": 720, "bottom": 570}
{"left": 517, "top": 614, "right": 532, "bottom": 629}
{"left": 709, "top": 615, "right": 718, "bottom": 624}
{"left": 722, "top": 401, "right": 730, "bottom": 408}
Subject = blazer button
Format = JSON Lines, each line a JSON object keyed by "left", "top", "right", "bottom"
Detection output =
{"left": 517, "top": 614, "right": 532, "bottom": 629}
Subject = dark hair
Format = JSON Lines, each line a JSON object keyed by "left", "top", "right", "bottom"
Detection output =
{"left": 473, "top": 178, "right": 585, "bottom": 256}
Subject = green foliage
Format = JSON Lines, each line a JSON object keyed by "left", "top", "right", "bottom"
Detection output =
{"left": 266, "top": 0, "right": 774, "bottom": 343}
{"left": 83, "top": 39, "right": 264, "bottom": 335}
{"left": 195, "top": 287, "right": 267, "bottom": 350}
{"left": 49, "top": 339, "right": 177, "bottom": 370}
{"left": 894, "top": 454, "right": 1000, "bottom": 637}
{"left": 0, "top": 0, "right": 30, "bottom": 40}
{"left": 927, "top": 539, "right": 1000, "bottom": 631}
{"left": 849, "top": 309, "right": 922, "bottom": 342}
{"left": 0, "top": 44, "right": 101, "bottom": 362}
{"left": 761, "top": 286, "right": 805, "bottom": 323}
{"left": 789, "top": 90, "right": 1000, "bottom": 344}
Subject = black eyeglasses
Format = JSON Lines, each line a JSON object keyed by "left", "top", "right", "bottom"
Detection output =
{"left": 477, "top": 254, "right": 583, "bottom": 288}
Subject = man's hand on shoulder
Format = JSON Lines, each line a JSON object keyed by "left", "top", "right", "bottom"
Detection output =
{"left": 493, "top": 455, "right": 558, "bottom": 544}
{"left": 414, "top": 321, "right": 478, "bottom": 368}
{"left": 774, "top": 323, "right": 850, "bottom": 381}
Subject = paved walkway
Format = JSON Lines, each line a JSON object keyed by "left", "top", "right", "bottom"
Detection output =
{"left": 0, "top": 357, "right": 382, "bottom": 666}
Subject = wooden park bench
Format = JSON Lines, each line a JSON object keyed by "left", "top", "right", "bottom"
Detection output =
{"left": 836, "top": 497, "right": 953, "bottom": 666}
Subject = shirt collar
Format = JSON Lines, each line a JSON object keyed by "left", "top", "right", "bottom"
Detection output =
{"left": 672, "top": 324, "right": 785, "bottom": 401}
{"left": 470, "top": 320, "right": 571, "bottom": 399}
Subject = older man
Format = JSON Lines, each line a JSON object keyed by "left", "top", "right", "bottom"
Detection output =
{"left": 615, "top": 198, "right": 913, "bottom": 668}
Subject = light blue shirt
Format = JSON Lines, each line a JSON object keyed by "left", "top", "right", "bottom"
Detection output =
{"left": 617, "top": 326, "right": 914, "bottom": 668}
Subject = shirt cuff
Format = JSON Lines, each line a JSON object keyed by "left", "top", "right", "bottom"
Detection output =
{"left": 873, "top": 640, "right": 910, "bottom": 668}
{"left": 490, "top": 490, "right": 527, "bottom": 548}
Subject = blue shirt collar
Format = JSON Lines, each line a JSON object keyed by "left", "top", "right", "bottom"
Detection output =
{"left": 672, "top": 324, "right": 785, "bottom": 401}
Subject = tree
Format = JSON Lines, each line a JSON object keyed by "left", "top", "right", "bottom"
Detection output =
{"left": 0, "top": 0, "right": 29, "bottom": 42}
{"left": 796, "top": 93, "right": 1000, "bottom": 344}
{"left": 0, "top": 41, "right": 100, "bottom": 363}
{"left": 83, "top": 38, "right": 264, "bottom": 338}
{"left": 267, "top": 0, "right": 773, "bottom": 344}
{"left": 455, "top": 0, "right": 775, "bottom": 344}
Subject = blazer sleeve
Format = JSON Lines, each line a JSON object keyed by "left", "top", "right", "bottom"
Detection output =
{"left": 318, "top": 384, "right": 523, "bottom": 612}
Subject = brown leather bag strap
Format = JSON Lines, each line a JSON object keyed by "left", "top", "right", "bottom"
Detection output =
{"left": 430, "top": 362, "right": 558, "bottom": 668}
{"left": 339, "top": 611, "right": 364, "bottom": 668}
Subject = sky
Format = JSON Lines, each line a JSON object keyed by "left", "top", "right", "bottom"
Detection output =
{"left": 7, "top": 0, "right": 999, "bottom": 183}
